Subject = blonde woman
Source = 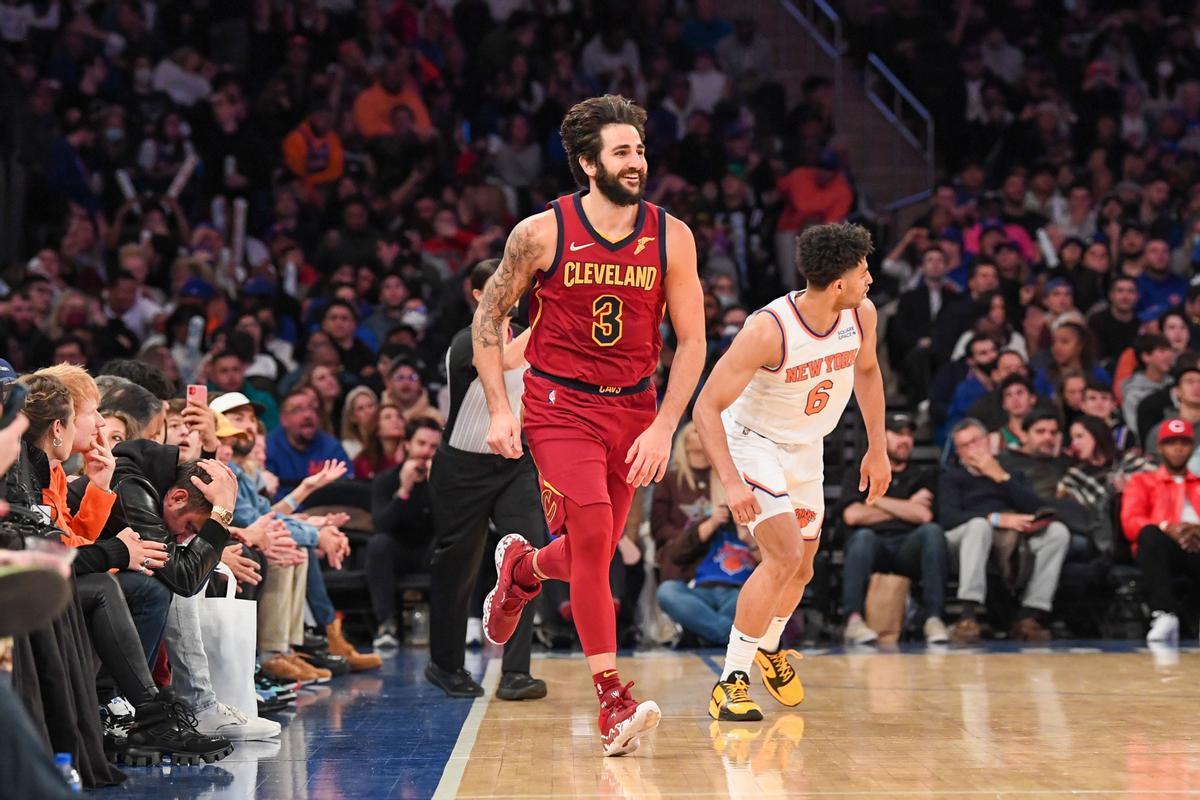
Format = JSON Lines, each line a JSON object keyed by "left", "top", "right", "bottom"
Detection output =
{"left": 339, "top": 386, "right": 379, "bottom": 461}
{"left": 650, "top": 423, "right": 755, "bottom": 645}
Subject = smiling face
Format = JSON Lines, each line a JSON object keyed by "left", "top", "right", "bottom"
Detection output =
{"left": 586, "top": 124, "right": 647, "bottom": 207}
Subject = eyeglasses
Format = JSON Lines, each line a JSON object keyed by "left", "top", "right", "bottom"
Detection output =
{"left": 391, "top": 373, "right": 422, "bottom": 383}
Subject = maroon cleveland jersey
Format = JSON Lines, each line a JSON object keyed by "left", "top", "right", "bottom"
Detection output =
{"left": 525, "top": 191, "right": 669, "bottom": 388}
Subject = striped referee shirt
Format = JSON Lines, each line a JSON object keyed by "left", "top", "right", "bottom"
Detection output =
{"left": 442, "top": 325, "right": 526, "bottom": 454}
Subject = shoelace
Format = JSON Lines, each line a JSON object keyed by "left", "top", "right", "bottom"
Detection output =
{"left": 601, "top": 681, "right": 638, "bottom": 713}
{"left": 769, "top": 650, "right": 801, "bottom": 684}
{"left": 166, "top": 700, "right": 201, "bottom": 734}
{"left": 726, "top": 676, "right": 753, "bottom": 704}
{"left": 218, "top": 703, "right": 248, "bottom": 724}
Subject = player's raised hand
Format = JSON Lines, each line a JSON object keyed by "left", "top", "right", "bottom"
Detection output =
{"left": 625, "top": 419, "right": 672, "bottom": 487}
{"left": 723, "top": 481, "right": 761, "bottom": 527}
{"left": 859, "top": 447, "right": 892, "bottom": 505}
{"left": 486, "top": 409, "right": 523, "bottom": 459}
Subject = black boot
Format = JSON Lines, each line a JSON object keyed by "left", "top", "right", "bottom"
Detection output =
{"left": 424, "top": 662, "right": 485, "bottom": 698}
{"left": 101, "top": 696, "right": 161, "bottom": 766}
{"left": 126, "top": 690, "right": 234, "bottom": 765}
{"left": 496, "top": 672, "right": 548, "bottom": 701}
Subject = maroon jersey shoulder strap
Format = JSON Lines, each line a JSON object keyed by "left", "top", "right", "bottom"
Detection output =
{"left": 543, "top": 194, "right": 569, "bottom": 281}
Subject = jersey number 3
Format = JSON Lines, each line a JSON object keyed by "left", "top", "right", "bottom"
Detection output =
{"left": 804, "top": 380, "right": 834, "bottom": 415}
{"left": 592, "top": 295, "right": 624, "bottom": 347}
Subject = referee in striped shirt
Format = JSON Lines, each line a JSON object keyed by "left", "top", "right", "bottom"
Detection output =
{"left": 425, "top": 259, "right": 547, "bottom": 700}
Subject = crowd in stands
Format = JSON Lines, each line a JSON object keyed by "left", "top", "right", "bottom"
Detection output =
{"left": 5, "top": 0, "right": 1200, "bottom": 793}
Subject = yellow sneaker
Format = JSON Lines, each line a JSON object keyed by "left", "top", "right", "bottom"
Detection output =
{"left": 708, "top": 670, "right": 764, "bottom": 721}
{"left": 754, "top": 648, "right": 804, "bottom": 707}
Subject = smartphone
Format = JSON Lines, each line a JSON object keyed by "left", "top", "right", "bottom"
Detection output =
{"left": 187, "top": 384, "right": 208, "bottom": 408}
{"left": 1032, "top": 508, "right": 1056, "bottom": 523}
{"left": 0, "top": 382, "right": 27, "bottom": 430}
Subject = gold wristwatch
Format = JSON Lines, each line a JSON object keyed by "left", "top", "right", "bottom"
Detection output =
{"left": 210, "top": 505, "right": 234, "bottom": 527}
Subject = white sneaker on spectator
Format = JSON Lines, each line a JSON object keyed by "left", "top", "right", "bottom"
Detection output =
{"left": 196, "top": 702, "right": 281, "bottom": 741}
{"left": 374, "top": 619, "right": 400, "bottom": 649}
{"left": 843, "top": 615, "right": 878, "bottom": 645}
{"left": 466, "top": 617, "right": 483, "bottom": 647}
{"left": 1146, "top": 612, "right": 1179, "bottom": 645}
{"left": 923, "top": 617, "right": 949, "bottom": 644}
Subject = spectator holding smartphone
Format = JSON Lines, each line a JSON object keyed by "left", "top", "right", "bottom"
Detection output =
{"left": 1121, "top": 418, "right": 1200, "bottom": 645}
{"left": 367, "top": 417, "right": 442, "bottom": 649}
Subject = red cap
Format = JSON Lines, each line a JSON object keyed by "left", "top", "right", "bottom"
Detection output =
{"left": 1161, "top": 418, "right": 1195, "bottom": 443}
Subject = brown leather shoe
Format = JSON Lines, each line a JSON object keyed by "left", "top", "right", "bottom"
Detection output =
{"left": 1011, "top": 616, "right": 1052, "bottom": 642}
{"left": 950, "top": 617, "right": 982, "bottom": 644}
{"left": 262, "top": 653, "right": 315, "bottom": 685}
{"left": 286, "top": 652, "right": 332, "bottom": 683}
{"left": 326, "top": 617, "right": 383, "bottom": 672}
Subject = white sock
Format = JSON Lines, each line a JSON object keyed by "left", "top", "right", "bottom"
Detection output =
{"left": 722, "top": 625, "right": 760, "bottom": 681}
{"left": 758, "top": 616, "right": 790, "bottom": 653}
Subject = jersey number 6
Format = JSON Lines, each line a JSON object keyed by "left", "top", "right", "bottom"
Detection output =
{"left": 804, "top": 380, "right": 834, "bottom": 415}
{"left": 592, "top": 295, "right": 624, "bottom": 347}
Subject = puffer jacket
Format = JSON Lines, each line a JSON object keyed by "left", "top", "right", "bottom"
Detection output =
{"left": 68, "top": 440, "right": 228, "bottom": 597}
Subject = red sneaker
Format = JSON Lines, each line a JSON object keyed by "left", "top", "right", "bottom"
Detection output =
{"left": 483, "top": 534, "right": 541, "bottom": 646}
{"left": 598, "top": 682, "right": 661, "bottom": 757}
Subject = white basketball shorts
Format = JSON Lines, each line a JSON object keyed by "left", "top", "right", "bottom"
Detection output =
{"left": 722, "top": 411, "right": 824, "bottom": 540}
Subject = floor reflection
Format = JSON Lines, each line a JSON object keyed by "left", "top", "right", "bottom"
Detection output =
{"left": 95, "top": 650, "right": 471, "bottom": 799}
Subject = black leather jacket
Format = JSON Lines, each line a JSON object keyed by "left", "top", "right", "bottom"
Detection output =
{"left": 68, "top": 440, "right": 228, "bottom": 597}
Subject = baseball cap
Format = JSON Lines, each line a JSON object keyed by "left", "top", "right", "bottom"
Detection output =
{"left": 885, "top": 412, "right": 915, "bottom": 434}
{"left": 0, "top": 359, "right": 16, "bottom": 385}
{"left": 179, "top": 278, "right": 216, "bottom": 300}
{"left": 1160, "top": 418, "right": 1195, "bottom": 443}
{"left": 213, "top": 411, "right": 252, "bottom": 441}
{"left": 240, "top": 277, "right": 276, "bottom": 297}
{"left": 209, "top": 391, "right": 266, "bottom": 417}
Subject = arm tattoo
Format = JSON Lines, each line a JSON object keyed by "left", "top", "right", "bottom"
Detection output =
{"left": 473, "top": 221, "right": 542, "bottom": 349}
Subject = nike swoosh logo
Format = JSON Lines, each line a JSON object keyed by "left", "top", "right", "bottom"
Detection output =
{"left": 569, "top": 242, "right": 595, "bottom": 252}
{"left": 738, "top": 636, "right": 756, "bottom": 644}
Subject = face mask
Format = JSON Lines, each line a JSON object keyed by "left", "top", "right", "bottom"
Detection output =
{"left": 715, "top": 291, "right": 738, "bottom": 309}
{"left": 401, "top": 309, "right": 428, "bottom": 332}
{"left": 975, "top": 358, "right": 998, "bottom": 374}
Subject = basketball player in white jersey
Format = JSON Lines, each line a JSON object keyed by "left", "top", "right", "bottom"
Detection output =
{"left": 692, "top": 222, "right": 890, "bottom": 721}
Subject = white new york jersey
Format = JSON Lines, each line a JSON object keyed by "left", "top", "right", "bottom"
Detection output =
{"left": 727, "top": 292, "right": 863, "bottom": 445}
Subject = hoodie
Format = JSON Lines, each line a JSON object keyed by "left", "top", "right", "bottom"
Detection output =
{"left": 69, "top": 440, "right": 229, "bottom": 597}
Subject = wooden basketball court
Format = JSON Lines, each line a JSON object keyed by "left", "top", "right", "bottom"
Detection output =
{"left": 437, "top": 646, "right": 1200, "bottom": 798}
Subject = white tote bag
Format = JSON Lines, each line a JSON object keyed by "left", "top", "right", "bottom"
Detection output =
{"left": 197, "top": 563, "right": 261, "bottom": 720}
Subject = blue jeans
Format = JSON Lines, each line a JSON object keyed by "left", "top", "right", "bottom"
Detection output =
{"left": 116, "top": 571, "right": 173, "bottom": 668}
{"left": 305, "top": 546, "right": 336, "bottom": 627}
{"left": 656, "top": 580, "right": 741, "bottom": 645}
{"left": 841, "top": 524, "right": 948, "bottom": 618}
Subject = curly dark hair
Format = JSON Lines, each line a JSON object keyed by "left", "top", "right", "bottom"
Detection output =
{"left": 560, "top": 95, "right": 647, "bottom": 188}
{"left": 794, "top": 223, "right": 874, "bottom": 289}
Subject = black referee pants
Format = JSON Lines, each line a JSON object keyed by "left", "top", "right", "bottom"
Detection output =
{"left": 428, "top": 446, "right": 547, "bottom": 675}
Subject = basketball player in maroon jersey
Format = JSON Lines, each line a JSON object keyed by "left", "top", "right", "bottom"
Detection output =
{"left": 472, "top": 95, "right": 706, "bottom": 756}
